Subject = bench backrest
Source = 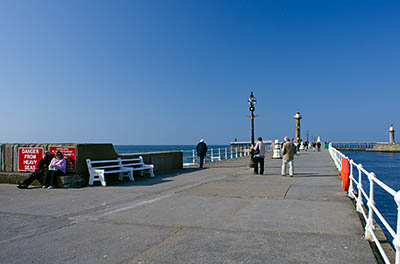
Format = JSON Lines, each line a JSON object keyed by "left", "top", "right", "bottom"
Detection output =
{"left": 86, "top": 159, "right": 121, "bottom": 171}
{"left": 86, "top": 156, "right": 146, "bottom": 171}
{"left": 120, "top": 157, "right": 145, "bottom": 168}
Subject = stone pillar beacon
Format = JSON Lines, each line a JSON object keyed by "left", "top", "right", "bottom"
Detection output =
{"left": 294, "top": 112, "right": 302, "bottom": 144}
{"left": 389, "top": 124, "right": 395, "bottom": 143}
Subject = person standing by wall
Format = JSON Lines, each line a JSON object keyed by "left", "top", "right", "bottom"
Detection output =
{"left": 253, "top": 137, "right": 266, "bottom": 175}
{"left": 196, "top": 139, "right": 208, "bottom": 168}
{"left": 281, "top": 136, "right": 297, "bottom": 177}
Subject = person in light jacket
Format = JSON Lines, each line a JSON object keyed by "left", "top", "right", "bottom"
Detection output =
{"left": 281, "top": 136, "right": 297, "bottom": 177}
{"left": 253, "top": 137, "right": 266, "bottom": 175}
{"left": 43, "top": 151, "right": 67, "bottom": 189}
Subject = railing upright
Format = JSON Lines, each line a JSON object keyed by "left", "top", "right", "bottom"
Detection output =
{"left": 235, "top": 147, "right": 238, "bottom": 158}
{"left": 348, "top": 160, "right": 355, "bottom": 199}
{"left": 365, "top": 172, "right": 376, "bottom": 241}
{"left": 225, "top": 148, "right": 228, "bottom": 160}
{"left": 218, "top": 148, "right": 221, "bottom": 161}
{"left": 356, "top": 164, "right": 364, "bottom": 213}
{"left": 211, "top": 148, "right": 214, "bottom": 162}
{"left": 395, "top": 192, "right": 400, "bottom": 264}
{"left": 192, "top": 150, "right": 196, "bottom": 165}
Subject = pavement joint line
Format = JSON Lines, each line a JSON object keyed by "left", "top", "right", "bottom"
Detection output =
{"left": 91, "top": 219, "right": 366, "bottom": 241}
{"left": 68, "top": 174, "right": 231, "bottom": 225}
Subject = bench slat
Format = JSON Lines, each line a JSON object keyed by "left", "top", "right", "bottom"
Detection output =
{"left": 90, "top": 160, "right": 120, "bottom": 164}
{"left": 87, "top": 156, "right": 154, "bottom": 187}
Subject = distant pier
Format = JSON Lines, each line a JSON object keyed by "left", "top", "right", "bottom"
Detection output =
{"left": 332, "top": 142, "right": 400, "bottom": 152}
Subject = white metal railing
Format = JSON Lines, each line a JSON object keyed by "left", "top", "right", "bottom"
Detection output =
{"left": 328, "top": 144, "right": 400, "bottom": 264}
{"left": 182, "top": 147, "right": 250, "bottom": 166}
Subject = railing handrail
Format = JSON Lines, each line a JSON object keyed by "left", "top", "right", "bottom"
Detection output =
{"left": 181, "top": 147, "right": 251, "bottom": 166}
{"left": 328, "top": 144, "right": 400, "bottom": 264}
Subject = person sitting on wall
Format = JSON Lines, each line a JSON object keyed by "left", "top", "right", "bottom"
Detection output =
{"left": 43, "top": 151, "right": 67, "bottom": 189}
{"left": 17, "top": 151, "right": 54, "bottom": 189}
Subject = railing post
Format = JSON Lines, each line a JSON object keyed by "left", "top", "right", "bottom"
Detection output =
{"left": 230, "top": 148, "right": 233, "bottom": 159}
{"left": 218, "top": 148, "right": 221, "bottom": 161}
{"left": 235, "top": 147, "right": 238, "bottom": 158}
{"left": 192, "top": 150, "right": 196, "bottom": 166}
{"left": 394, "top": 191, "right": 400, "bottom": 264}
{"left": 348, "top": 160, "right": 355, "bottom": 199}
{"left": 365, "top": 172, "right": 376, "bottom": 241}
{"left": 356, "top": 164, "right": 364, "bottom": 213}
{"left": 211, "top": 148, "right": 214, "bottom": 162}
{"left": 225, "top": 148, "right": 228, "bottom": 160}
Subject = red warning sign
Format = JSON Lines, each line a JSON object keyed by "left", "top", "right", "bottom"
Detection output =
{"left": 18, "top": 147, "right": 44, "bottom": 171}
{"left": 49, "top": 146, "right": 76, "bottom": 172}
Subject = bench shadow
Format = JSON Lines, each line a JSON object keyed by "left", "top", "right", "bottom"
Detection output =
{"left": 105, "top": 167, "right": 209, "bottom": 187}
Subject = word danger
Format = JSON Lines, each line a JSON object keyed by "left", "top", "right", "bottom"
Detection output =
{"left": 18, "top": 147, "right": 43, "bottom": 171}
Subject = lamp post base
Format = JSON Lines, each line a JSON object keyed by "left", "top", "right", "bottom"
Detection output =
{"left": 249, "top": 155, "right": 255, "bottom": 168}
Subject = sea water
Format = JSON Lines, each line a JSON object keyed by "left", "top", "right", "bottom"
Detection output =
{"left": 342, "top": 150, "right": 400, "bottom": 241}
{"left": 114, "top": 145, "right": 231, "bottom": 166}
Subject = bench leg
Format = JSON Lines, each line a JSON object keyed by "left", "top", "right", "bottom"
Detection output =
{"left": 89, "top": 170, "right": 106, "bottom": 187}
{"left": 149, "top": 168, "right": 155, "bottom": 177}
{"left": 99, "top": 171, "right": 106, "bottom": 187}
{"left": 128, "top": 170, "right": 135, "bottom": 182}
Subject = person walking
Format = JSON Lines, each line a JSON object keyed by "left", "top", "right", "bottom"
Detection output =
{"left": 253, "top": 137, "right": 266, "bottom": 175}
{"left": 196, "top": 139, "right": 208, "bottom": 168}
{"left": 281, "top": 136, "right": 297, "bottom": 177}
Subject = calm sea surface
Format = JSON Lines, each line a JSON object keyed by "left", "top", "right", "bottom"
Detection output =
{"left": 342, "top": 150, "right": 400, "bottom": 240}
{"left": 114, "top": 145, "right": 230, "bottom": 165}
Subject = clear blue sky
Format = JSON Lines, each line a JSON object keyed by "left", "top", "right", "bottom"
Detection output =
{"left": 1, "top": 0, "right": 399, "bottom": 145}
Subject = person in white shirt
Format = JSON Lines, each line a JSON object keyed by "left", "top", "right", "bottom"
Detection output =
{"left": 253, "top": 137, "right": 266, "bottom": 175}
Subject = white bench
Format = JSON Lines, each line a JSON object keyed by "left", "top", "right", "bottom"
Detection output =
{"left": 86, "top": 156, "right": 155, "bottom": 187}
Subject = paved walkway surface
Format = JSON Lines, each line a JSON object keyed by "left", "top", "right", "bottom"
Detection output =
{"left": 0, "top": 149, "right": 376, "bottom": 264}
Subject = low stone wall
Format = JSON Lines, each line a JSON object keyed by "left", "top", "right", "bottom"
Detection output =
{"left": 0, "top": 143, "right": 183, "bottom": 186}
{"left": 369, "top": 143, "right": 400, "bottom": 152}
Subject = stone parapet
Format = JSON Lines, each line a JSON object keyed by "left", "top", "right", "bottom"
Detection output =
{"left": 0, "top": 143, "right": 183, "bottom": 186}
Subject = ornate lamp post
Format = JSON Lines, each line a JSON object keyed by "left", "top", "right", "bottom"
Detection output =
{"left": 294, "top": 112, "right": 302, "bottom": 144}
{"left": 247, "top": 92, "right": 258, "bottom": 167}
{"left": 248, "top": 92, "right": 257, "bottom": 145}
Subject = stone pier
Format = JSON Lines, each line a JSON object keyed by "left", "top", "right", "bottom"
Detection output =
{"left": 0, "top": 149, "right": 381, "bottom": 263}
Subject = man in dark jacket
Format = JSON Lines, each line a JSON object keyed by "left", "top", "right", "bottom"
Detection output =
{"left": 17, "top": 151, "right": 53, "bottom": 189}
{"left": 196, "top": 139, "right": 208, "bottom": 168}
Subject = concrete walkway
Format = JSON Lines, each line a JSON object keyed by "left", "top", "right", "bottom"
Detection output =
{"left": 0, "top": 149, "right": 376, "bottom": 264}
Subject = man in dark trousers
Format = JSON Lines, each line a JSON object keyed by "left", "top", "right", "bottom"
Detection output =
{"left": 196, "top": 139, "right": 208, "bottom": 168}
{"left": 17, "top": 151, "right": 54, "bottom": 189}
